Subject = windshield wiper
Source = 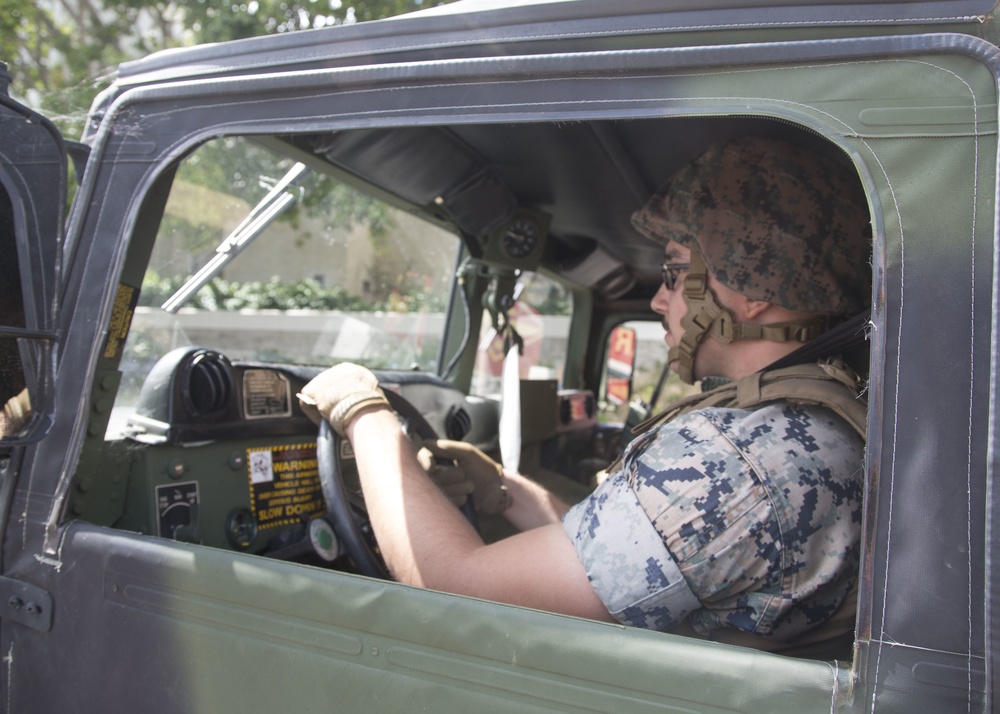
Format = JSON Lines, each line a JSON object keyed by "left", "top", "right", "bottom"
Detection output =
{"left": 161, "top": 162, "right": 309, "bottom": 313}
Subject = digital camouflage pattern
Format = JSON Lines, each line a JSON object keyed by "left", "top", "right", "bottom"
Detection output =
{"left": 631, "top": 136, "right": 871, "bottom": 317}
{"left": 562, "top": 468, "right": 701, "bottom": 629}
{"left": 563, "top": 402, "right": 864, "bottom": 639}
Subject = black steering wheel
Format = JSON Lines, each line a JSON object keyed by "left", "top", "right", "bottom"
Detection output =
{"left": 316, "top": 388, "right": 477, "bottom": 579}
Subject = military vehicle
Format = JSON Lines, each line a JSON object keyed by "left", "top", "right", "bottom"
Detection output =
{"left": 1, "top": 0, "right": 995, "bottom": 711}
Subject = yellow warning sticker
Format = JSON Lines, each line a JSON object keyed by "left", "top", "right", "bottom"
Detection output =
{"left": 103, "top": 284, "right": 138, "bottom": 360}
{"left": 246, "top": 442, "right": 325, "bottom": 529}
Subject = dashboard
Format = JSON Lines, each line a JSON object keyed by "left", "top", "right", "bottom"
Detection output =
{"left": 110, "top": 346, "right": 597, "bottom": 567}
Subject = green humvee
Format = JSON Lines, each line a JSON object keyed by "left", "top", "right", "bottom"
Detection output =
{"left": 1, "top": 0, "right": 995, "bottom": 711}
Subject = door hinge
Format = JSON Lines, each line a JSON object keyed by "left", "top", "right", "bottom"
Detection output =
{"left": 0, "top": 576, "right": 52, "bottom": 632}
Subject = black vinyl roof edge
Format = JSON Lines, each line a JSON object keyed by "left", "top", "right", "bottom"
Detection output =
{"left": 114, "top": 0, "right": 996, "bottom": 85}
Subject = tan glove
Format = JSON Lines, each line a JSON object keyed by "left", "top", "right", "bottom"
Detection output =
{"left": 416, "top": 447, "right": 475, "bottom": 507}
{"left": 297, "top": 363, "right": 389, "bottom": 436}
{"left": 0, "top": 388, "right": 31, "bottom": 438}
{"left": 420, "top": 439, "right": 511, "bottom": 515}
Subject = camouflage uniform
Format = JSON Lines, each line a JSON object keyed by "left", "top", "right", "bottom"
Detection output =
{"left": 563, "top": 402, "right": 864, "bottom": 639}
{"left": 562, "top": 136, "right": 870, "bottom": 640}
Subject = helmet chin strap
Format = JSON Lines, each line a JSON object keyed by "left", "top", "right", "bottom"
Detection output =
{"left": 669, "top": 250, "right": 832, "bottom": 384}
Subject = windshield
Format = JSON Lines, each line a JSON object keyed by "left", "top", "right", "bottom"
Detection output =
{"left": 111, "top": 137, "right": 460, "bottom": 433}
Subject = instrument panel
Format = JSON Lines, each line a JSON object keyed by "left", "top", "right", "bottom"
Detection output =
{"left": 111, "top": 346, "right": 596, "bottom": 565}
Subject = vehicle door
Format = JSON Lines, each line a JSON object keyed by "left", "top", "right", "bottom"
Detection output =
{"left": 0, "top": 69, "right": 62, "bottom": 447}
{"left": 2, "top": 3, "right": 998, "bottom": 713}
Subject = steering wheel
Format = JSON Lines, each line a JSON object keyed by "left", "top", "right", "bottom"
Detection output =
{"left": 316, "top": 388, "right": 477, "bottom": 579}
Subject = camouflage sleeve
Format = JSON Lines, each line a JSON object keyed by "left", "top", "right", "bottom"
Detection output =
{"left": 636, "top": 405, "right": 862, "bottom": 637}
{"left": 564, "top": 403, "right": 863, "bottom": 638}
{"left": 562, "top": 469, "right": 701, "bottom": 630}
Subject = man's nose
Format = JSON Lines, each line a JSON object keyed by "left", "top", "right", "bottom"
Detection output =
{"left": 650, "top": 283, "right": 670, "bottom": 313}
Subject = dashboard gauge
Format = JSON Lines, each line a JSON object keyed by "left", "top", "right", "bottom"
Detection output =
{"left": 501, "top": 216, "right": 541, "bottom": 259}
{"left": 483, "top": 209, "right": 550, "bottom": 270}
{"left": 226, "top": 507, "right": 258, "bottom": 549}
{"left": 156, "top": 481, "right": 200, "bottom": 540}
{"left": 309, "top": 518, "right": 340, "bottom": 562}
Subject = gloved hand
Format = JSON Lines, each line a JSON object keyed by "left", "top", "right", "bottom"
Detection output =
{"left": 0, "top": 388, "right": 31, "bottom": 438}
{"left": 419, "top": 438, "right": 510, "bottom": 515}
{"left": 297, "top": 363, "right": 389, "bottom": 436}
{"left": 416, "top": 447, "right": 475, "bottom": 508}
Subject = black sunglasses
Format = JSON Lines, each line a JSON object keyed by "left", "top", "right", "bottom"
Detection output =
{"left": 660, "top": 262, "right": 691, "bottom": 291}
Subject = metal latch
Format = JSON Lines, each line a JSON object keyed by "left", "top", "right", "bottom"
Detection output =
{"left": 0, "top": 575, "right": 52, "bottom": 632}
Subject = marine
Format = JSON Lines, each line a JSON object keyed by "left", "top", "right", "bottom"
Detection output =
{"left": 297, "top": 135, "right": 871, "bottom": 653}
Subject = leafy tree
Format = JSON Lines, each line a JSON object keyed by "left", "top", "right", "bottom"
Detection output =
{"left": 5, "top": 0, "right": 454, "bottom": 136}
{"left": 185, "top": 0, "right": 450, "bottom": 42}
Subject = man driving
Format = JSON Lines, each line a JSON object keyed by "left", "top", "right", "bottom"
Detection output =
{"left": 298, "top": 136, "right": 870, "bottom": 650}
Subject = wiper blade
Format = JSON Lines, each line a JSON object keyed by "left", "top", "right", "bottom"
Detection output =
{"left": 161, "top": 162, "right": 309, "bottom": 313}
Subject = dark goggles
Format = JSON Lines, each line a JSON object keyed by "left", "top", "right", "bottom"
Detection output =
{"left": 660, "top": 262, "right": 691, "bottom": 291}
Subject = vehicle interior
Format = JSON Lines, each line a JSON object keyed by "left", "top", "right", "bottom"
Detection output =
{"left": 60, "top": 113, "right": 869, "bottom": 657}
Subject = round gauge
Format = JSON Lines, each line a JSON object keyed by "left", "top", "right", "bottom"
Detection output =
{"left": 309, "top": 518, "right": 340, "bottom": 562}
{"left": 225, "top": 507, "right": 258, "bottom": 550}
{"left": 501, "top": 217, "right": 540, "bottom": 259}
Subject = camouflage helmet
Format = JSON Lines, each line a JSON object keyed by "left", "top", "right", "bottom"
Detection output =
{"left": 631, "top": 136, "right": 870, "bottom": 317}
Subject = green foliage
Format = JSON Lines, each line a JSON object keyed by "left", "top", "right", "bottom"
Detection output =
{"left": 139, "top": 270, "right": 448, "bottom": 313}
{"left": 531, "top": 285, "right": 572, "bottom": 316}
{"left": 169, "top": 136, "right": 395, "bottom": 244}
{"left": 7, "top": 0, "right": 456, "bottom": 137}
{"left": 308, "top": 177, "right": 393, "bottom": 237}
{"left": 184, "top": 0, "right": 447, "bottom": 42}
{"left": 518, "top": 274, "right": 573, "bottom": 316}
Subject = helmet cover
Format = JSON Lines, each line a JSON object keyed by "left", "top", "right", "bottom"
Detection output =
{"left": 632, "top": 136, "right": 871, "bottom": 316}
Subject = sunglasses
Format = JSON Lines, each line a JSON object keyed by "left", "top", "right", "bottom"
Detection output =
{"left": 660, "top": 262, "right": 691, "bottom": 291}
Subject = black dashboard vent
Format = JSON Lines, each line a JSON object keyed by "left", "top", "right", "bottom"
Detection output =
{"left": 181, "top": 350, "right": 233, "bottom": 420}
{"left": 445, "top": 406, "right": 472, "bottom": 441}
{"left": 131, "top": 347, "right": 239, "bottom": 442}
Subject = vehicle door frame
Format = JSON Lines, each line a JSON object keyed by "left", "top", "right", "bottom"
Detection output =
{"left": 3, "top": 26, "right": 998, "bottom": 714}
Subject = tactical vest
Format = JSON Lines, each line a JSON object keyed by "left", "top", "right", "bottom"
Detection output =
{"left": 632, "top": 356, "right": 868, "bottom": 441}
{"left": 626, "top": 356, "right": 867, "bottom": 658}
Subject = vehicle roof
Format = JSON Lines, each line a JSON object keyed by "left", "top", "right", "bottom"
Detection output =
{"left": 92, "top": 1, "right": 1000, "bottom": 305}
{"left": 113, "top": 0, "right": 996, "bottom": 86}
